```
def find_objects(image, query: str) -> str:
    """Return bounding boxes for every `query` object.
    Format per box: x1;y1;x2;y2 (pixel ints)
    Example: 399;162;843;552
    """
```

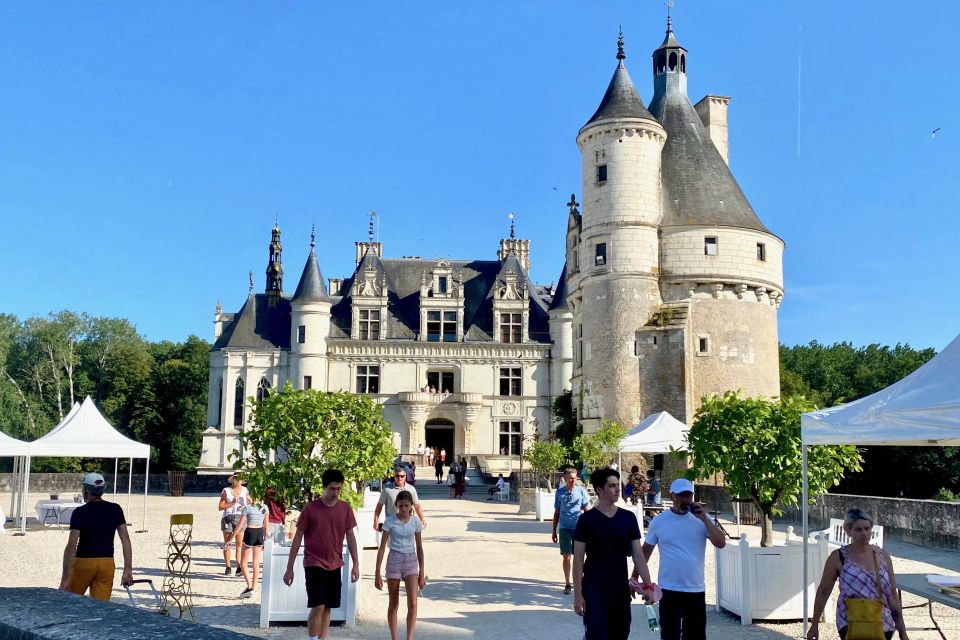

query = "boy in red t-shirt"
283;469;359;640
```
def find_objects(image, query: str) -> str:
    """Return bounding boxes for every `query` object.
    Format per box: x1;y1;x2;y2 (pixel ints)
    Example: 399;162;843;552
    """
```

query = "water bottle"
646;604;660;632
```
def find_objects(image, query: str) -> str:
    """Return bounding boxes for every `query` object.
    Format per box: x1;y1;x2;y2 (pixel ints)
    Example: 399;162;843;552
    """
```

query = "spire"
509;212;516;240
310;223;316;250
582;28;655;129
248;270;254;294
368;210;376;243
266;223;284;307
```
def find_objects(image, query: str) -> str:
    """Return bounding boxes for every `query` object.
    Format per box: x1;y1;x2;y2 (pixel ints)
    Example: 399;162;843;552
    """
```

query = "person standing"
374;466;427;531
284;469;360;640
572;468;658;639
238;497;268;598
264;486;286;541
408;460;417;486
433;454;444;485
808;508;908;640
219;475;249;575
59;473;134;601
374;490;426;640
552;467;591;594
642;479;726;640
645;470;662;506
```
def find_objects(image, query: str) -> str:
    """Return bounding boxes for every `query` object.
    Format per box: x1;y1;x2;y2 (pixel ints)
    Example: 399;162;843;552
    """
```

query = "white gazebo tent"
619;411;689;455
800;334;960;633
0;429;30;533
17;396;152;534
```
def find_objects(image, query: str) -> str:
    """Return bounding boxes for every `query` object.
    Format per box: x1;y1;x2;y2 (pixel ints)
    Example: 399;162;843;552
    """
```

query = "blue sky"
1;2;957;351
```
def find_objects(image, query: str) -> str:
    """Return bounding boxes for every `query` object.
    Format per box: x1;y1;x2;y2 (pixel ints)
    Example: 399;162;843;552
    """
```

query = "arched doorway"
424;418;455;464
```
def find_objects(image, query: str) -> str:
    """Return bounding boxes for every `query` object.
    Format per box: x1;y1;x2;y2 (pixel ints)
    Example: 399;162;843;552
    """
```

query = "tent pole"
802;442;809;637
113;458;118;499
138;457;149;533
11;456;20;519
126;457;132;524
18;457;31;535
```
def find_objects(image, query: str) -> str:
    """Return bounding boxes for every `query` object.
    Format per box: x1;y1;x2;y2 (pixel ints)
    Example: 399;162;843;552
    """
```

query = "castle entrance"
424;418;455;465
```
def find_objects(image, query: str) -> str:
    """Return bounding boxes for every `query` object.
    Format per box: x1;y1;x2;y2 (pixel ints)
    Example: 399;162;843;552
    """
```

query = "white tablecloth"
34;500;80;525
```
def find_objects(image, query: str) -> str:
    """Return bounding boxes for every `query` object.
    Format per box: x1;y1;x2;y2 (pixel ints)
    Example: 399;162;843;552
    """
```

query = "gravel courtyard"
2;492;958;639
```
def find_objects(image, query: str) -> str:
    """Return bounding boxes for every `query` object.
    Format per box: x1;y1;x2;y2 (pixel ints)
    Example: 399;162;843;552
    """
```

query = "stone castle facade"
198;22;784;473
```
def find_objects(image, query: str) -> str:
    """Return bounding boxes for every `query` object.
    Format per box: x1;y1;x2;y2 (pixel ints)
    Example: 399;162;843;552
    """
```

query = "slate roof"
329;255;552;343
213;294;292;350
583;61;656;129
292;248;330;302
648;86;770;233
548;263;569;311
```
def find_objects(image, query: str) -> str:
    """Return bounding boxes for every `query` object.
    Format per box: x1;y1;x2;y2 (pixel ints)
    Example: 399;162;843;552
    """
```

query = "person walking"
808;508;909;640
552;467;591;594
434;454;444;484
374;466;427;531
642;479;726;640
572;467;659;640
374;490;426;640
645;470;662;506
408;461;417;486
238;497;268;598
447;460;459;498
59;473;134;601
219;475;249;575
283;469;360;640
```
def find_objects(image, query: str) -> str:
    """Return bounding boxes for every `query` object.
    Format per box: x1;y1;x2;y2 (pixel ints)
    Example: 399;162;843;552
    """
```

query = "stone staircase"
411;468;489;497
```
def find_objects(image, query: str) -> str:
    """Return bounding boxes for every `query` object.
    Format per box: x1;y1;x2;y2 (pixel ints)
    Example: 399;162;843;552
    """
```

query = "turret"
289;227;331;391
572;31;667;432
266;224;283;308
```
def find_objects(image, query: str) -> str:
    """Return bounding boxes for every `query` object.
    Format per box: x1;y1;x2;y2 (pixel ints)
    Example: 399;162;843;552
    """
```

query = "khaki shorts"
68;557;115;601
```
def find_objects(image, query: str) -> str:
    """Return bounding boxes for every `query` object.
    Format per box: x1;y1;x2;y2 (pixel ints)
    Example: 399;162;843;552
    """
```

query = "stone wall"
0;473;230;495
0;587;248;639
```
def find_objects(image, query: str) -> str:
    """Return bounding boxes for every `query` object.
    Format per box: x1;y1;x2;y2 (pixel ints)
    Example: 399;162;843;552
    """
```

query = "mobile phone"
689;504;703;516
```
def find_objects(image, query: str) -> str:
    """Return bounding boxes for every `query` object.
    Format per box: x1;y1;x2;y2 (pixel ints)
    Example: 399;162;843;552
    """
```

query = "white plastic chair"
812;518;884;547
496;482;510;502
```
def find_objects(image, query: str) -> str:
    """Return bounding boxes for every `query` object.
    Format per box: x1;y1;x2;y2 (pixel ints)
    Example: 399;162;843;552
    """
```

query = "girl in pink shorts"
375;490;426;640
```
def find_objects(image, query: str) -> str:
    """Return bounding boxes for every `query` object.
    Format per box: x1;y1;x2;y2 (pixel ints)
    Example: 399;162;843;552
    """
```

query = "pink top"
837;546;895;633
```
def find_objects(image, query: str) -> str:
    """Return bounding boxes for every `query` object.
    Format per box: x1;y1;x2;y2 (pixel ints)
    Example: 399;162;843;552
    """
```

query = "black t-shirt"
69;500;126;558
572;506;641;591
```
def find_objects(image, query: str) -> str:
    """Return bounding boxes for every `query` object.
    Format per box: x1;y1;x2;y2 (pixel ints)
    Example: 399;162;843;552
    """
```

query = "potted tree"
572;420;627;478
522;439;569;520
681;391;862;623
231;382;396;627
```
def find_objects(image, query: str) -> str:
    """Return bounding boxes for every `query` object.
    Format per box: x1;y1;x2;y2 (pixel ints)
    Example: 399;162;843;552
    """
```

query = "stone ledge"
0;588;248;640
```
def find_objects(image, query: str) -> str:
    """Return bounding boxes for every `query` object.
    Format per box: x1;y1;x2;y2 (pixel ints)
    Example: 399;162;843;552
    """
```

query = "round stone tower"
573;32;667;432
289;230;331;391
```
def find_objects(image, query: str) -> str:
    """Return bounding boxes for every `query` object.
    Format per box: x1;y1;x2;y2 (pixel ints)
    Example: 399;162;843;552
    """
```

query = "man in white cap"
59;472;134;601
642;478;726;640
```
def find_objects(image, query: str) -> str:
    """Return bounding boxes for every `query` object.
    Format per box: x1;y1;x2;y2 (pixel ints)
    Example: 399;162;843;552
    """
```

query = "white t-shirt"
644;509;709;592
383;515;423;554
222;486;249;516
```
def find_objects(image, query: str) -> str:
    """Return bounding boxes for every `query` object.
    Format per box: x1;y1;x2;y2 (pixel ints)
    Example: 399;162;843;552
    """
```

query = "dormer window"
437;276;448;294
427;310;457;342
500;313;522;343
359;309;381;340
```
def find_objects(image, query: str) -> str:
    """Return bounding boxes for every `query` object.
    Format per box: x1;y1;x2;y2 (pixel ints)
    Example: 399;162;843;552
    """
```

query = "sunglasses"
395;474;406;478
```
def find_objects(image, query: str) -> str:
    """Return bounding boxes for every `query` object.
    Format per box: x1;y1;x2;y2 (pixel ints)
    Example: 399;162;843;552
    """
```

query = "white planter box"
534;490;555;521
260;537;361;627
356;488;381;550
715;528;834;624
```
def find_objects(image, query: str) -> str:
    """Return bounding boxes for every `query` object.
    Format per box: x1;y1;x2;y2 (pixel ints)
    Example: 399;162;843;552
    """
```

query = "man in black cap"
59;472;134;600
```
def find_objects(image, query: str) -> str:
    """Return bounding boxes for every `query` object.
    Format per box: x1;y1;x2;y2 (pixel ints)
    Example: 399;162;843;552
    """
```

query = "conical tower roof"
548;263;569;311
292;232;330;303
582;32;655;129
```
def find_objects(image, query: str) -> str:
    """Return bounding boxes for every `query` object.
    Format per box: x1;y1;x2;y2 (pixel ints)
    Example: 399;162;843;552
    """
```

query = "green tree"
684;391;862;546
231;383;396;509
550;389;580;449
572;421;627;472
522;439;569;490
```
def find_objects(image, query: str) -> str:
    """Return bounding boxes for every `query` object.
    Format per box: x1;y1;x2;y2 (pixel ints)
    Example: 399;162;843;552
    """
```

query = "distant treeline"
780;341;958;499
0;311;208;473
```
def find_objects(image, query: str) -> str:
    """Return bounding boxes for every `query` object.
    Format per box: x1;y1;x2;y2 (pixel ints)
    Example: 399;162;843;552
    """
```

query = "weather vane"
248;271;254;293
508;211;516;239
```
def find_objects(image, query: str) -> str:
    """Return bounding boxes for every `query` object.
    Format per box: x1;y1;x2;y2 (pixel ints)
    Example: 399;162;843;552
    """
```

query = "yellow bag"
843;549;885;640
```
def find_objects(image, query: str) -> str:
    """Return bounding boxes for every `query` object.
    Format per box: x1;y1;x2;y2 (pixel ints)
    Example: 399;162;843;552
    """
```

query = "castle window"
437;276;448;294
704;237;718;256
426;370;454;394
680;54;686;73
500;312;522;343
356;365;380;394
216;377;223;428
426;310;457;342
297;325;306;344
669;51;678;71
359;309;381;340
499;421;522;456
756;243;767;262
256;378;271;403
596;164;607;183
595;243;607;266
303;375;312;390
499;367;522;396
575;324;583;367
655;52;666;74
698;336;710;355
233;377;245;427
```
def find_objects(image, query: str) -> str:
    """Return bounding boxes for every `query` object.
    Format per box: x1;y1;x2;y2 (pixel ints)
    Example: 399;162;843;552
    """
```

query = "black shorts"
243;527;265;547
305;566;342;609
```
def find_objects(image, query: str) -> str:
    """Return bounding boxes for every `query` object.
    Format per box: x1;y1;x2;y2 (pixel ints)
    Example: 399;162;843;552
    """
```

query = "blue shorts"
559;528;575;555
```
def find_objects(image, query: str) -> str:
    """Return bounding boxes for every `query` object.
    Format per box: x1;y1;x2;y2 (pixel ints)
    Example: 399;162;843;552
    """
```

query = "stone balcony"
397;391;483;405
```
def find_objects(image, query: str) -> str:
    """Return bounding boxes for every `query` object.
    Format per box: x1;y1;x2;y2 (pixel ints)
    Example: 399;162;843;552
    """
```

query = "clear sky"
1;2;957;351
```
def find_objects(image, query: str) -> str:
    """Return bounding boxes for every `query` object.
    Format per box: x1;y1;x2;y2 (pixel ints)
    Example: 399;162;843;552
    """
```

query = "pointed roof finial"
248;270;254;294
274;213;279;230
666;0;674;31
617;26;625;63
509;211;515;239
369;210;376;243
310;223;316;250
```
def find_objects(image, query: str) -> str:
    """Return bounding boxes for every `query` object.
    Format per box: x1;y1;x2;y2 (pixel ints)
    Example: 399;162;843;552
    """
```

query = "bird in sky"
932;127;941;138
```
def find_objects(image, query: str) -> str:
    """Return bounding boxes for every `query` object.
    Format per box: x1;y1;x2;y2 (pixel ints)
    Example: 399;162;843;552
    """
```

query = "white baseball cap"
82;472;106;487
670;478;695;494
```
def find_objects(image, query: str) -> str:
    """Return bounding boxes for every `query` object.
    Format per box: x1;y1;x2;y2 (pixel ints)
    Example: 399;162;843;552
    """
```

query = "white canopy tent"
617;411;689;480
17;396;152;534
0;430;30;532
800;334;960;633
